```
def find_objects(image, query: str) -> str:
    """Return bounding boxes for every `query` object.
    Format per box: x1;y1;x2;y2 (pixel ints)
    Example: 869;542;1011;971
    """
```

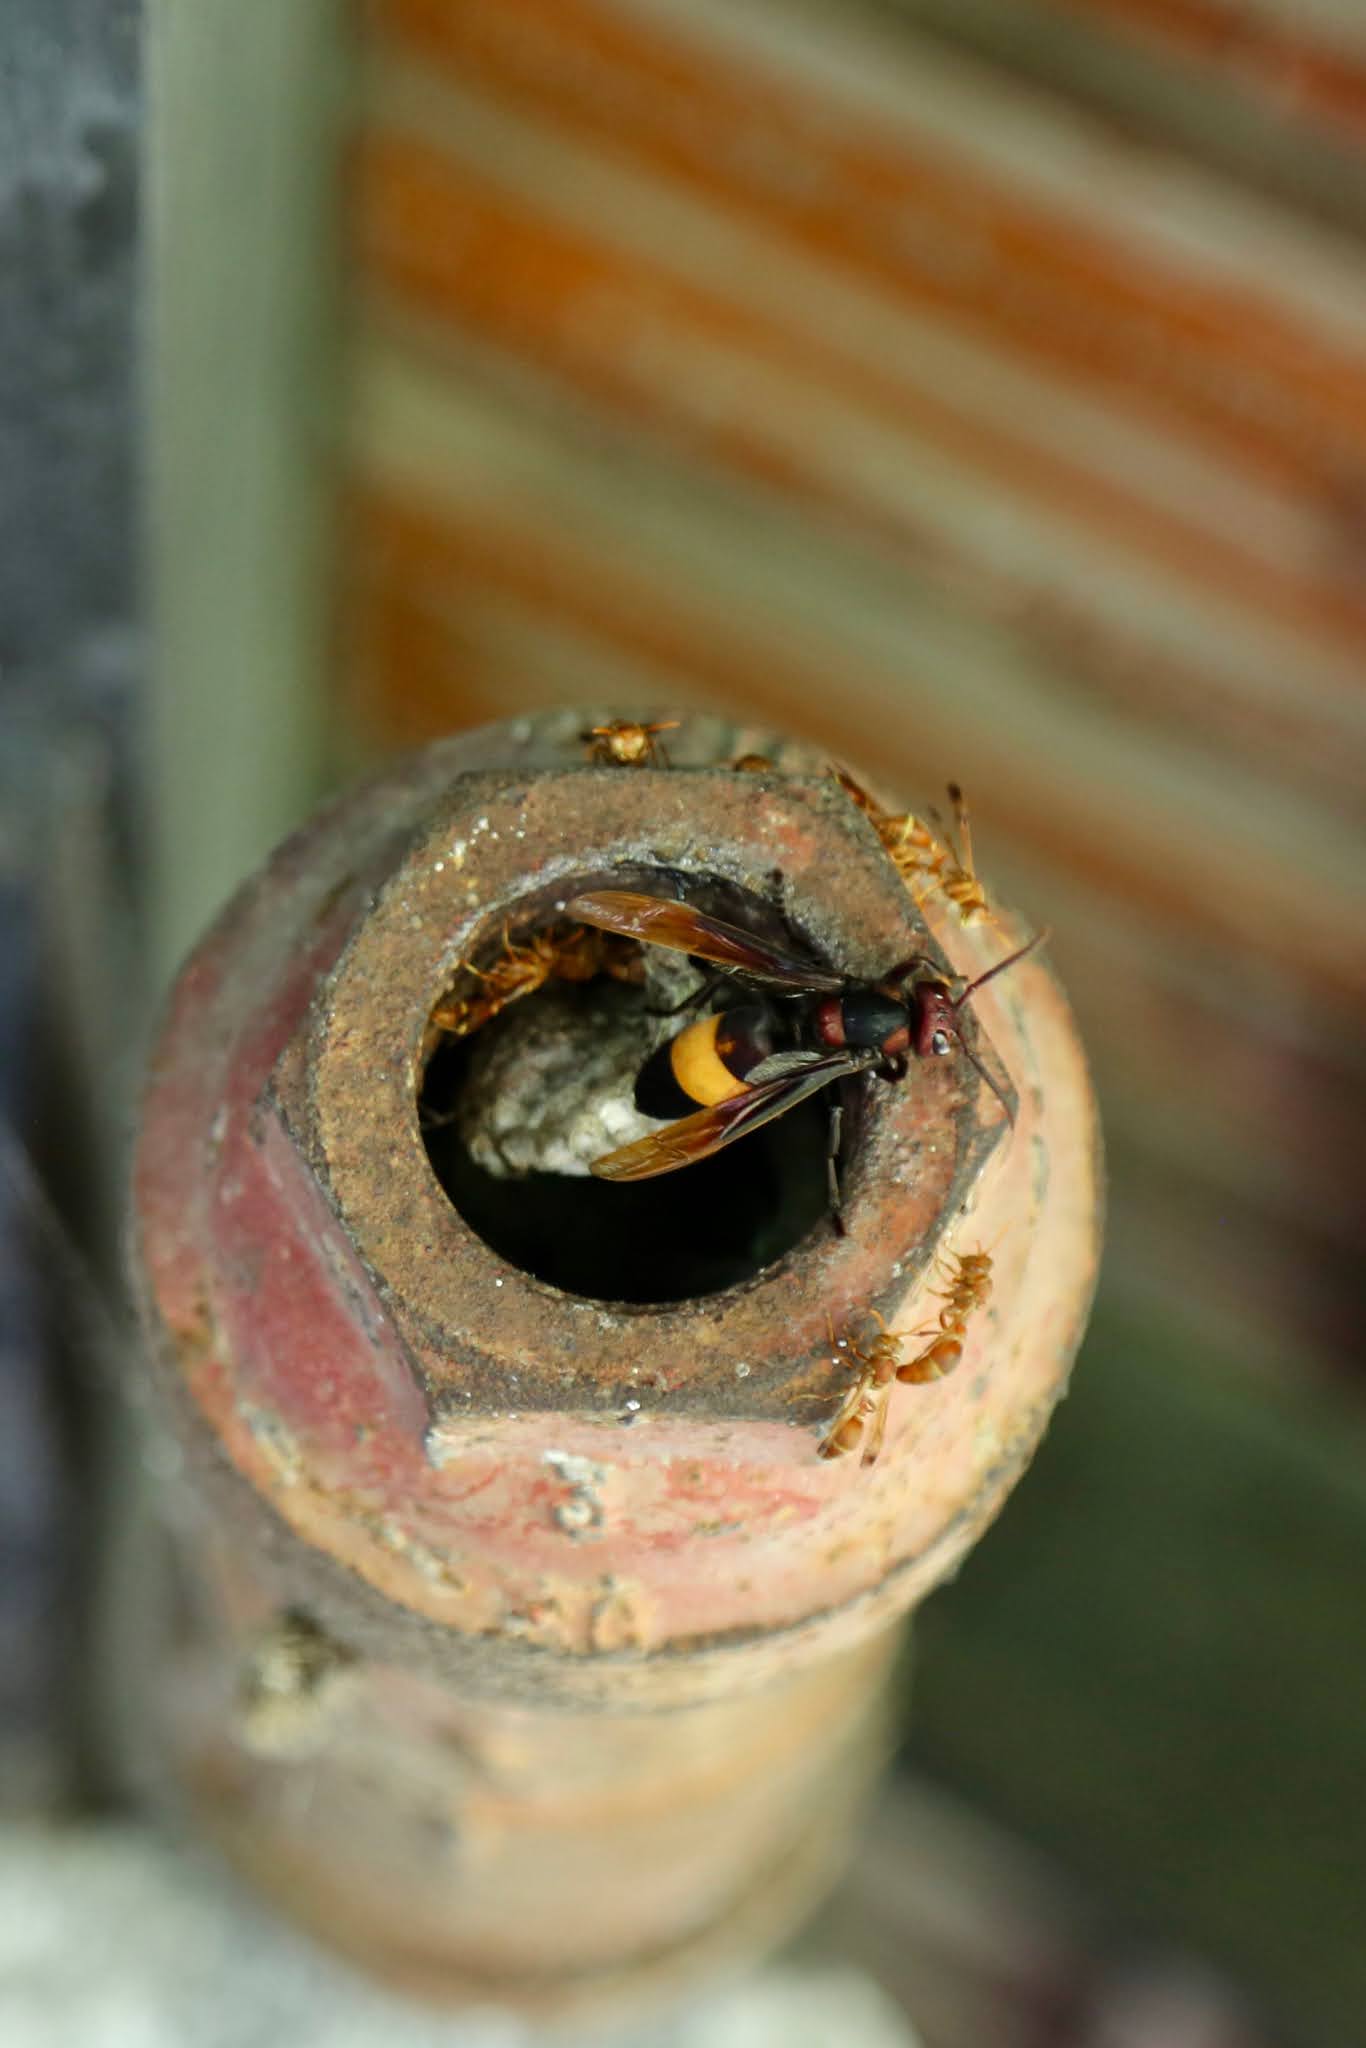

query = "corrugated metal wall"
340;0;1366;1403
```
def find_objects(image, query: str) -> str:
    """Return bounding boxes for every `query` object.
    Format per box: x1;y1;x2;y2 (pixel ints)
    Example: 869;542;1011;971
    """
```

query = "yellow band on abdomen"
671;1015;748;1107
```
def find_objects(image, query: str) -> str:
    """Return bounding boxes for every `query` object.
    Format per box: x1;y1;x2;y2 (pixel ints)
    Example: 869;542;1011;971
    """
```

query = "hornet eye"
931;1029;952;1056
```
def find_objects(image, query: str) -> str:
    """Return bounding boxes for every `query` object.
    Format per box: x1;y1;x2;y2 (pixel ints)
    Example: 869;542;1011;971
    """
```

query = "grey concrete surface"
0;1824;921;2048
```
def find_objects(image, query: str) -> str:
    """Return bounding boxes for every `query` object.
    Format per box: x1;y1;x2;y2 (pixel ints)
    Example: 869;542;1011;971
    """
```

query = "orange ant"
731;753;775;773
924;783;991;927
430;921;642;1039
832;768;995;929
832;766;938;880
817;1245;998;1461
896;1247;995;1385
817;1311;903;1466
583;719;680;767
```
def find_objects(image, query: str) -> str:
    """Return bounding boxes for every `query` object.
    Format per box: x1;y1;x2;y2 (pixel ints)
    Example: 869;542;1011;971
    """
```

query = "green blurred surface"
907;1290;1365;2048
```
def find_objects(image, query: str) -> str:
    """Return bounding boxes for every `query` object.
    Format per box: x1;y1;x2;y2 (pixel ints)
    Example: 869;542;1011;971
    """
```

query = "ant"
430;921;641;1039
896;1248;995;1385
925;784;991;928
833;769;994;929
817;1311;903;1466
583;719;680;767
817;1244;998;1462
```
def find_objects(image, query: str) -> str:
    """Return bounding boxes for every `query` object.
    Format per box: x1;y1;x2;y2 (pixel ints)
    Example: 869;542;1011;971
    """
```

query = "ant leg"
827;1101;846;1236
861;1385;891;1465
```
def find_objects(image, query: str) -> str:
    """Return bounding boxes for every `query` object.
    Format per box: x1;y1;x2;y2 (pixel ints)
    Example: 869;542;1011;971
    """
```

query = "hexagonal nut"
131;711;1101;1706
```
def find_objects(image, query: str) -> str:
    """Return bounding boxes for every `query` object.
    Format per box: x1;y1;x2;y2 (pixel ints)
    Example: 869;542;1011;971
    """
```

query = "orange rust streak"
339;574;574;747
347;464;1366;812
355;132;1366;654
346;491;849;751
369;0;1366;501
1054;0;1366;143
343;488;1366;1012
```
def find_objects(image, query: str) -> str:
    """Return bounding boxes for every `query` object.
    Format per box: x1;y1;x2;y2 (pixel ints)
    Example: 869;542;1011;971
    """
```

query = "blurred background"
2;2;1364;2043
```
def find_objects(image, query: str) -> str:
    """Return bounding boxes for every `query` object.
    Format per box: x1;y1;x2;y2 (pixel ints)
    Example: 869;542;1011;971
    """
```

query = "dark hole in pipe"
420;1017;832;1304
417;873;844;1301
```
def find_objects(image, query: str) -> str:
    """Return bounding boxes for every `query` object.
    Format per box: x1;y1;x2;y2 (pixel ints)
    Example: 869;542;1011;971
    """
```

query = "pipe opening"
417;880;843;1303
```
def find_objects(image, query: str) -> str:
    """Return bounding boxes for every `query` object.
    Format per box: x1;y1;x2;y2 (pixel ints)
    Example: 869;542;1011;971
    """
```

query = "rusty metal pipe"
129;711;1100;2020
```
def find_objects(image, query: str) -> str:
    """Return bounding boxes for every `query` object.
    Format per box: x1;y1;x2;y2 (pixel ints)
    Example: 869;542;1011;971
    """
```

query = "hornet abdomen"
635;1005;778;1121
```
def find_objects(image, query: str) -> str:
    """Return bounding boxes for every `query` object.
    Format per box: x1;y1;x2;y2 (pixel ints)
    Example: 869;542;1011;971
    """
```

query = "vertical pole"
144;0;344;983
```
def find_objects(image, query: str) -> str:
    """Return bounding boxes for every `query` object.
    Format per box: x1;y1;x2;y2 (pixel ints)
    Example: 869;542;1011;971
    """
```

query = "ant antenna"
946;782;975;876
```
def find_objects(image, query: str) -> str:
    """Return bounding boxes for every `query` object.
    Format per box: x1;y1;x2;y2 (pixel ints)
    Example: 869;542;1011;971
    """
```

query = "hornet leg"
827;1100;846;1236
